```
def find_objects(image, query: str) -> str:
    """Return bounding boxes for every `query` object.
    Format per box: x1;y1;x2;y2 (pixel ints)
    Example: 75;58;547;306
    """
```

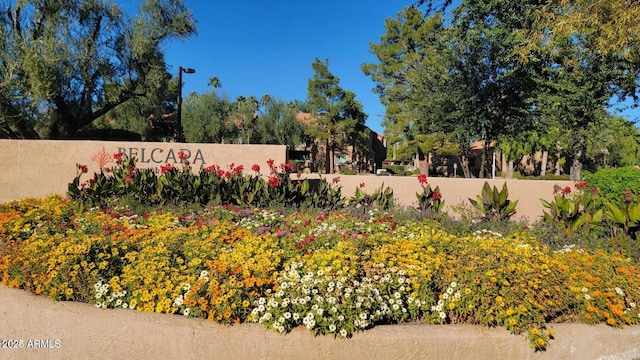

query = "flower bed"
1;196;639;352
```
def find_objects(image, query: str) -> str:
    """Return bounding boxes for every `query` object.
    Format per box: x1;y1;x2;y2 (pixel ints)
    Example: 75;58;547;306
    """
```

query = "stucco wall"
0;140;288;203
298;174;572;222
0;140;573;221
1;286;639;360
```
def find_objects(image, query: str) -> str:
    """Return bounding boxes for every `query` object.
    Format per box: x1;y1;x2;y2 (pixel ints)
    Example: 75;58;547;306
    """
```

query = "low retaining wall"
299;174;572;222
1;286;639;360
0;140;573;221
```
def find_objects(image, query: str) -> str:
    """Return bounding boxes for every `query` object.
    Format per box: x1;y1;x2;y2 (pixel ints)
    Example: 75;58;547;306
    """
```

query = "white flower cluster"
238;209;284;230
173;278;200;317
248;262;428;337
430;282;461;322
117;214;147;229
473;229;503;238
553;244;582;254
93;278;131;309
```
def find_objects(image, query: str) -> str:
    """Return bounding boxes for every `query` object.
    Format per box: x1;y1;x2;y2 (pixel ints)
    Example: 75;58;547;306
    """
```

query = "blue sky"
120;0;639;134
128;0;416;134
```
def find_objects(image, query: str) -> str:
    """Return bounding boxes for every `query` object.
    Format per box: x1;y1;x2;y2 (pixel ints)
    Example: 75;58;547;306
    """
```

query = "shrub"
583;167;640;204
69;153;346;211
468;182;518;221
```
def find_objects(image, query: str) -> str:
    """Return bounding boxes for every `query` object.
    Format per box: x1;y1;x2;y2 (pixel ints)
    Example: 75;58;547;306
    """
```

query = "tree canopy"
305;58;367;174
364;0;640;178
0;0;196;139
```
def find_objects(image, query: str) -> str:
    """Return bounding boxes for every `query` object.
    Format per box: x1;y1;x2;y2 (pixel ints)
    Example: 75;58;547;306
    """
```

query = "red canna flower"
268;176;280;188
359;182;366;188
125;173;135;183
113;152;123;163
282;163;294;173
563;186;572;195
232;164;244;176
418;173;428;184
217;169;225;177
160;163;173;175
204;164;218;173
332;176;340;184
267;158;275;167
77;163;89;173
178;151;188;161
127;165;136;172
104;167;111;173
251;164;260;173
575;180;588;191
433;191;442;200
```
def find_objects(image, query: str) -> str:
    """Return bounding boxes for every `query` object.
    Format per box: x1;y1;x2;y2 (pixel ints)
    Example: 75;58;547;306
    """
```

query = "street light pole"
176;66;195;142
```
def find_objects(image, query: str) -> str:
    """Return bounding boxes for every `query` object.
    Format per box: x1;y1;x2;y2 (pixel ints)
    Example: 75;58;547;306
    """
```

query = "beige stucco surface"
1;140;573;221
1;285;639;360
0;139;288;203
300;174;573;222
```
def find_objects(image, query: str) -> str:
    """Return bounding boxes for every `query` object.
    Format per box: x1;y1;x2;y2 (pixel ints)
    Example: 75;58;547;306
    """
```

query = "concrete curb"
2;286;639;360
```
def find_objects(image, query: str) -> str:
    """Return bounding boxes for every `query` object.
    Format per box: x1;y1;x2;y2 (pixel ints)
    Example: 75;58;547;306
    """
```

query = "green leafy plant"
468;182;518;221
583;167;640;204
347;182;395;210
68;155;346;211
415;174;444;213
541;182;604;236
604;189;640;239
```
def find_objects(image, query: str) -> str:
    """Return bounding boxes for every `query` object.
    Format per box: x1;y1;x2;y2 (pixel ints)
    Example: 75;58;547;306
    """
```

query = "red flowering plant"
68;152;158;208
346;182;395;211
541;181;604;236
415;173;445;214
69;155;346;210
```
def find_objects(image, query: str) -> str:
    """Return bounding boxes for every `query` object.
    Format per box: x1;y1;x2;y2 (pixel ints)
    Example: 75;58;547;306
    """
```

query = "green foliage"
1;0;196;139
603;190;640;239
583;167;640;204
68;154;346;211
540;182;604;236
468;182;518;221
416;184;445;213
305;58;367;174
346;184;395;211
382;165;405;175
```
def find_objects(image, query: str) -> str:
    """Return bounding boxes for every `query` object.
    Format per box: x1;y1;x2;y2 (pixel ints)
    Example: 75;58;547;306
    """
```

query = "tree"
529;30;638;179
305;58;367;174
362;8;454;174
182;90;234;144
364;3;538;178
586;116;640;168
414;0;640;59
526;0;640;60
253;95;305;147
0;0;196;139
